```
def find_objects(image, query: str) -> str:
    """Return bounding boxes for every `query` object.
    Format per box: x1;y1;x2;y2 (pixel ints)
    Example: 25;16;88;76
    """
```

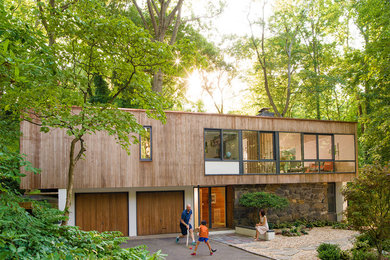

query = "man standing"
176;204;196;245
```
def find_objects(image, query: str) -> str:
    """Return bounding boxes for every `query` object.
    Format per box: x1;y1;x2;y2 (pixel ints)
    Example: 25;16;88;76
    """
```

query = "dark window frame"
139;126;152;161
204;129;356;175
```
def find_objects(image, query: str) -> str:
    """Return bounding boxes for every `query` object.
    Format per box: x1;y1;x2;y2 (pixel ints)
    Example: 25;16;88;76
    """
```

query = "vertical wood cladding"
20;109;357;189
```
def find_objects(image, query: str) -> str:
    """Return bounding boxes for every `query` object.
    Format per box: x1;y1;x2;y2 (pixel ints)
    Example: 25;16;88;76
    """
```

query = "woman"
254;209;269;241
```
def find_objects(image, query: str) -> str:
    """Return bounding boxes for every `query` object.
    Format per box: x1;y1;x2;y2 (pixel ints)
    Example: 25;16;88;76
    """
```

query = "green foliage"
281;225;308;236
0;145;40;194
238;192;289;210
317;243;342;260
342;162;390;258
0;192;166;259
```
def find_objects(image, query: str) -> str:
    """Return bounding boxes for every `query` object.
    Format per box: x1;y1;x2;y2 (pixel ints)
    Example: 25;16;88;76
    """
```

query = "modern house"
20;109;357;236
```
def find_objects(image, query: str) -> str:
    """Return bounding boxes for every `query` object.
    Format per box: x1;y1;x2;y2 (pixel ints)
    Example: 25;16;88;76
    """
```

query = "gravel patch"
233;227;359;260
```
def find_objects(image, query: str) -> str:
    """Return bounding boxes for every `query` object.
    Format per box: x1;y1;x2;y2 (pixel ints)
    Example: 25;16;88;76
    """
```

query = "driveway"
123;237;270;260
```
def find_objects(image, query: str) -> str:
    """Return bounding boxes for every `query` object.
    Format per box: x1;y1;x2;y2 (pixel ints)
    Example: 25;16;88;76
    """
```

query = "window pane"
242;131;258;160
243;162;276;174
280;161;303;173
304;134;317;160
223;131;239;160
260;133;274;159
334;135;355;160
304;161;318;173
279;133;302;160
320;161;334;173
319;135;332;160
205;130;221;159
140;127;151;160
335;162;355;172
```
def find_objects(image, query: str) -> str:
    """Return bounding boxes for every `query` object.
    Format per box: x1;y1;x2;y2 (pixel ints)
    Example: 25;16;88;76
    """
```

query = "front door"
199;187;226;228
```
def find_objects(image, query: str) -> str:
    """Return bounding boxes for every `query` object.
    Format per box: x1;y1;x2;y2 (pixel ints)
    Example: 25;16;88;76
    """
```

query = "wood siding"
136;191;183;235
20;109;358;189
75;193;128;236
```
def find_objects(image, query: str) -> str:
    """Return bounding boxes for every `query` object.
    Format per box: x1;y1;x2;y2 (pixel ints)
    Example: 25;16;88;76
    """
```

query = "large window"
140;126;152;161
302;134;334;173
242;131;275;174
279;133;302;173
334;135;355;172
205;130;221;159
223;131;239;160
204;129;356;175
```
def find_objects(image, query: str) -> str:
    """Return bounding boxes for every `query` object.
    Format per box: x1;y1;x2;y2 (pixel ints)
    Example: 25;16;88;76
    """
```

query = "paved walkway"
123;236;270;260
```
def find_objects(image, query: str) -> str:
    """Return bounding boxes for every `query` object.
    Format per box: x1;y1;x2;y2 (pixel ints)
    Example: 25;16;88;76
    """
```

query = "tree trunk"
152;69;163;93
61;138;78;225
61;137;85;225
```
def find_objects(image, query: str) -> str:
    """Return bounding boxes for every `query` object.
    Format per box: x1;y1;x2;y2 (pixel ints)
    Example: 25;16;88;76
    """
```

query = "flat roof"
117;107;358;125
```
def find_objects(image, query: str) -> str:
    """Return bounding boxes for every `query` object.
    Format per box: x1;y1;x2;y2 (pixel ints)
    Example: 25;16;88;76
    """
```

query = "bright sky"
183;0;272;114
182;0;362;114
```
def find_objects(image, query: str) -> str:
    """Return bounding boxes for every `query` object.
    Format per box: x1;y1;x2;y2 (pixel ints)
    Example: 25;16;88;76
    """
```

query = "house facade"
20;109;357;236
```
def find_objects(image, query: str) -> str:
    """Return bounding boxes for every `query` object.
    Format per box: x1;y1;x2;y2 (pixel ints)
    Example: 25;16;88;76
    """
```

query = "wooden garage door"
76;193;128;236
137;191;184;235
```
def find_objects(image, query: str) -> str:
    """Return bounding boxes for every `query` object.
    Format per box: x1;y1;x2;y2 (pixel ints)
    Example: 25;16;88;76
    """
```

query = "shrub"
342;162;390;259
239;192;289;210
351;249;376;260
317;243;341;260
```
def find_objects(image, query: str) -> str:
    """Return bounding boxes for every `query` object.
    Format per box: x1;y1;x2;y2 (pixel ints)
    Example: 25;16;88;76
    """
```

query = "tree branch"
131;0;150;31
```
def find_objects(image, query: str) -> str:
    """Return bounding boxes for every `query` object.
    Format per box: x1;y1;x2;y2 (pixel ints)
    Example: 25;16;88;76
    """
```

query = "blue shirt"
181;209;192;224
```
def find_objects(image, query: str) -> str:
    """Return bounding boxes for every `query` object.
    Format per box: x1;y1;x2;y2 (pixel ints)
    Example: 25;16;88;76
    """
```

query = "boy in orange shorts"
191;220;217;256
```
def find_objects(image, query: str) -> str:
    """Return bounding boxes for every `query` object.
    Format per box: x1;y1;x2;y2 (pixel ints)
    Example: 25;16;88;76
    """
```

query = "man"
176;204;196;245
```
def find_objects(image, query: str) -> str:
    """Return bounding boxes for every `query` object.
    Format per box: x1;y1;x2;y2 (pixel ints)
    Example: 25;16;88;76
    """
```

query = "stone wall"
233;183;329;226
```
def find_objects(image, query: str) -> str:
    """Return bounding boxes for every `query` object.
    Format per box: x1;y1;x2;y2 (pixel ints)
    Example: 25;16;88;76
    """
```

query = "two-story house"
20;109;357;236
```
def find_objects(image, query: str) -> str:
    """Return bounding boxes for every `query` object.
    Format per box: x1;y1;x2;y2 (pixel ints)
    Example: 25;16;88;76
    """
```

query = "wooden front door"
75;193;128;236
136;191;184;235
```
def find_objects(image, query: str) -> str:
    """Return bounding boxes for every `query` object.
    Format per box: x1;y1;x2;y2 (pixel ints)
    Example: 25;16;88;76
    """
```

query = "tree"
131;0;224;93
342;163;390;259
1;0;173;224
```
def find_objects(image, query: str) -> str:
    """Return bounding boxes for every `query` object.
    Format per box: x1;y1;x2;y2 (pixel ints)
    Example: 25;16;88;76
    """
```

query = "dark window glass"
327;183;336;213
279;133;302;160
304;134;317;160
243;162;276;174
280;161;303;173
260;133;274;159
319;135;332;160
140;127;152;160
223;131;239;160
205;130;221;159
334;135;355;160
242;131;259;160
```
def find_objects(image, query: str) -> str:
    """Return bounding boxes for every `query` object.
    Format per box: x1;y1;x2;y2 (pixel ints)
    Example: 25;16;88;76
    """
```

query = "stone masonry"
233;183;329;226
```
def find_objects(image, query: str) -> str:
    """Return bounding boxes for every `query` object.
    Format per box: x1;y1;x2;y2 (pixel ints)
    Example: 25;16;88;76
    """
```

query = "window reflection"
223;131;239;160
205;130;221;159
279;133;302;160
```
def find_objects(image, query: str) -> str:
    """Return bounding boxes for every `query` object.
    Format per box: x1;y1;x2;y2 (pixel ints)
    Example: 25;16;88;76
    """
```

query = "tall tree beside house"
1;0;173;224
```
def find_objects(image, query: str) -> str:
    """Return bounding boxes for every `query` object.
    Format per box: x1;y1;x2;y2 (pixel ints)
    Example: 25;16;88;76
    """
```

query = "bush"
281;225;308;236
0;193;166;259
239;192;289;210
351;249;376;260
317;243;341;260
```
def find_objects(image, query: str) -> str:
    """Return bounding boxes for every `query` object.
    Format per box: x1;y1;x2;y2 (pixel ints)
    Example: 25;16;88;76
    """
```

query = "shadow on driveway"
122;237;270;260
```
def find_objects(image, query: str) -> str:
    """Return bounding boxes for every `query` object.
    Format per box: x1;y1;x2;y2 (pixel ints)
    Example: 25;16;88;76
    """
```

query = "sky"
182;0;273;114
181;0;363;114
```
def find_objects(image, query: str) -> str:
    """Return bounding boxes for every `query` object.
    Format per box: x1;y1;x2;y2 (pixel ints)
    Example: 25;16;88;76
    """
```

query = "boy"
191;220;217;256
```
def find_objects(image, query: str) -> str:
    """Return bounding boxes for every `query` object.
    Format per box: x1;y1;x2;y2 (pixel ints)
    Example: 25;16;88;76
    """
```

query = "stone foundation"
233;183;329;226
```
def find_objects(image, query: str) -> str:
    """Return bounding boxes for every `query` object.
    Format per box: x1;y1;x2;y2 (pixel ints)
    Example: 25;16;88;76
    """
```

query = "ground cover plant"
0;146;165;259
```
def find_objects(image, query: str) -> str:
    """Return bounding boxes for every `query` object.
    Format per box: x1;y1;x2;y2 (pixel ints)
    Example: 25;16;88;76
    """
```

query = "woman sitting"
254;209;269;241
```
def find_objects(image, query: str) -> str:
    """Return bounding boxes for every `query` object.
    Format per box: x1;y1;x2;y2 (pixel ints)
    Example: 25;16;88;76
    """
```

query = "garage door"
75;193;128;236
137;191;184;235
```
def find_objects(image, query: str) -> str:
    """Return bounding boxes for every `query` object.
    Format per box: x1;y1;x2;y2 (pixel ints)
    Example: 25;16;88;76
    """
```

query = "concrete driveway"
122;237;270;260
